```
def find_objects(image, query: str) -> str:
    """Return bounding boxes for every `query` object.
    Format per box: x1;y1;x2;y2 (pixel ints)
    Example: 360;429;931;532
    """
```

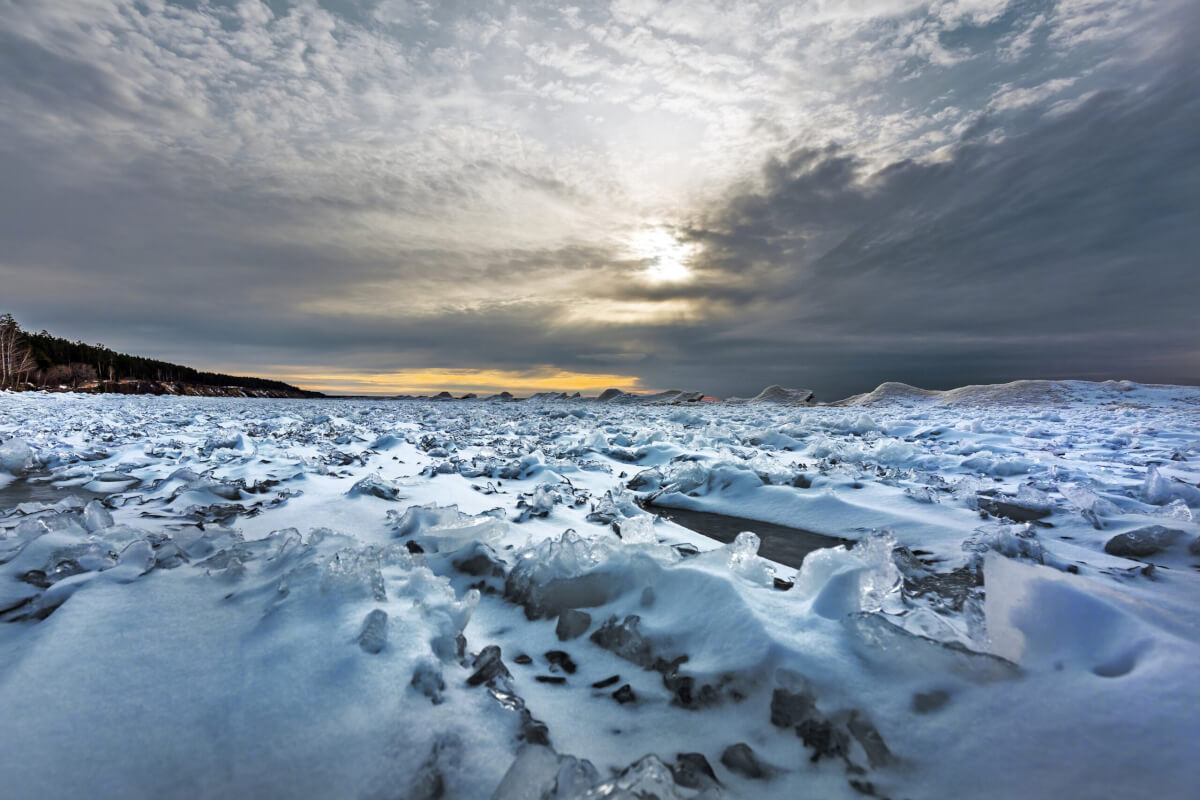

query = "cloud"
988;77;1078;111
0;0;1195;398
667;52;1200;395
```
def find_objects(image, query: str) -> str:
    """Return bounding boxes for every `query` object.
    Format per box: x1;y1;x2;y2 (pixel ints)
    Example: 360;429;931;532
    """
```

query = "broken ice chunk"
515;483;558;521
581;755;683;799
466;645;511;687
112;539;156;580
492;745;599;800
1152;498;1193;522
846;613;1018;682
589;615;655;668
616;514;656;544
346;473;402;501
357;608;388;654
846;711;893;768
963;523;1046;565
977;493;1052;523
904;486;940;504
854;531;903;614
983;552;1150;676
725;531;775;586
390;503;506;552
82;500;113;531
720;743;776;780
555;609;591;641
1103;526;1184;558
0;438;37;475
670;753;720;791
1143;466;1200;507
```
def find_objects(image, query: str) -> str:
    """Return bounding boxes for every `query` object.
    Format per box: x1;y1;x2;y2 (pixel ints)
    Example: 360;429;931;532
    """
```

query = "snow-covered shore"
1;382;1198;799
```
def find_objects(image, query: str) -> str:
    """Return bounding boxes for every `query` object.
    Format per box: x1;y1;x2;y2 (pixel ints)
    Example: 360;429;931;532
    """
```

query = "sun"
629;226;697;283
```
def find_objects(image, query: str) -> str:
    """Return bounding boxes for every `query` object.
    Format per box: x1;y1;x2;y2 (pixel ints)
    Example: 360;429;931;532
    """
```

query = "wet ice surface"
1;383;1199;799
643;502;850;569
0;478;108;510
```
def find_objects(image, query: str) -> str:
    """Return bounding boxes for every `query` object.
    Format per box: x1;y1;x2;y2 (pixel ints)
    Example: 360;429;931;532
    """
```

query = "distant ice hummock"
726;385;815;405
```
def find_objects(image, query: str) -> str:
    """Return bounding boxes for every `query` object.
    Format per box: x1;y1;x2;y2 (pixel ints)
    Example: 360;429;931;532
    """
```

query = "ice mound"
1057;482;1121;528
844;613;1017;683
0;437;38;475
0;509;193;621
612;557;780;677
492;746;718;800
836;378;1200;408
959;455;1033;476
794;532;901;619
1142;465;1200;507
832;381;938;406
505;528;799;715
962;522;1073;573
368;432;404;450
199;431;255;457
504;529;654;619
727;385;815;405
0;517;505;796
390;502;507;552
515;482;560;521
491;745;600;799
640;390;706;405
580;754;699;798
347;472;404;500
585;487;645;526
632;460;765;499
983;554;1156;677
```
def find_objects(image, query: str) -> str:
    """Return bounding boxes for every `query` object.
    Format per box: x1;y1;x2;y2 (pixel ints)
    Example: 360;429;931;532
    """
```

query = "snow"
0;382;1198;799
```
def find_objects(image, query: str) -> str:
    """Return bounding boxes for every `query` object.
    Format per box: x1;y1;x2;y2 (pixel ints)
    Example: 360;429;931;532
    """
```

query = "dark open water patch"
646;503;851;570
0;479;107;513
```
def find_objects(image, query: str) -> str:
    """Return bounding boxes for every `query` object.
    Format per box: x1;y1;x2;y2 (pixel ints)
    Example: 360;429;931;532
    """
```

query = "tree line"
0;313;312;394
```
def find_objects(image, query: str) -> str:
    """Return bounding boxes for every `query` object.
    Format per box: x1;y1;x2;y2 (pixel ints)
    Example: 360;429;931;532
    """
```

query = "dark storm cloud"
649;64;1200;397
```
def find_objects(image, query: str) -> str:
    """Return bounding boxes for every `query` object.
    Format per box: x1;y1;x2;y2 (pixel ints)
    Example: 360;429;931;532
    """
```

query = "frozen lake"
1;383;1199;799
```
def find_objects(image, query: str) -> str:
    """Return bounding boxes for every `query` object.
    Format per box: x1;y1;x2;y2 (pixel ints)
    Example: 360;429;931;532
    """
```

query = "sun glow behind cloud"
630;227;698;283
253;366;648;396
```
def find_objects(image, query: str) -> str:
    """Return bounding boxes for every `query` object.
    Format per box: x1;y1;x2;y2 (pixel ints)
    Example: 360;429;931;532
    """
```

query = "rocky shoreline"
3;379;321;398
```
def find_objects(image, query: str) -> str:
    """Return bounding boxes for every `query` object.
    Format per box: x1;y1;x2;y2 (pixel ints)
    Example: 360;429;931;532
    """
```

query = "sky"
1;0;1197;399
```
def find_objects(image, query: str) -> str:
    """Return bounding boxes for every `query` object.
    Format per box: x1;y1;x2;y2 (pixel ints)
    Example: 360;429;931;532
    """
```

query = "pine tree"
0;313;36;387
